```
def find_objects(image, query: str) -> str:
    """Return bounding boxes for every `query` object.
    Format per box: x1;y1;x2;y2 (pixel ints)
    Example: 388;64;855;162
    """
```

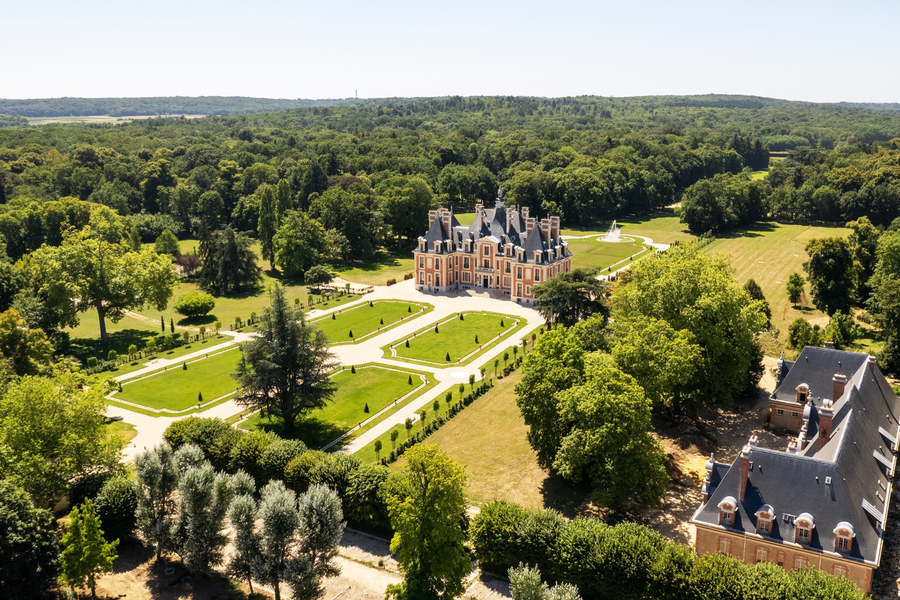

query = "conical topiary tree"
183;362;187;370
405;339;410;348
475;335;479;343
198;392;203;404
351;365;356;373
380;318;384;325
445;352;451;362
408;305;411;312
364;403;369;413
349;329;354;338
435;324;439;333
332;312;335;320
408;375;413;385
501;319;505;327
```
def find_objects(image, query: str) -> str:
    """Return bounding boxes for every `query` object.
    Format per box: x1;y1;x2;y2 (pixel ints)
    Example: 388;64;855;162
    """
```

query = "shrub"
69;471;115;509
229;431;277;487
86;357;98;368
93;476;139;543
174;291;216;318
162;416;242;471
258;438;307;483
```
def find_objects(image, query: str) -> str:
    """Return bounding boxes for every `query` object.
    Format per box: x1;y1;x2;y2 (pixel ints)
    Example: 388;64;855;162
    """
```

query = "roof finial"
497;187;504;204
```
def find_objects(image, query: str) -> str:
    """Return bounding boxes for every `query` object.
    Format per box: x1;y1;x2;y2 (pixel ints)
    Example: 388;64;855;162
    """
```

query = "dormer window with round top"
718;496;737;527
755;504;775;535
833;522;855;553
795;513;815;544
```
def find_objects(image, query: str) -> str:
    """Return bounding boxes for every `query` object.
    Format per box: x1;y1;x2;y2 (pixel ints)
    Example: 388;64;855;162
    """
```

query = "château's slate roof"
419;199;569;265
694;346;900;567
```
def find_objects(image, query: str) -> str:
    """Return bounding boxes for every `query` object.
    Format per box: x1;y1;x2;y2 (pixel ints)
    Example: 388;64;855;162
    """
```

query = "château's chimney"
832;373;847;401
740;436;757;501
868;355;877;373
824;341;834;349
475;203;484;221
525;217;536;236
550;215;560;240
428;209;438;227
521;206;529;220
818;399;834;450
441;209;452;234
540;218;551;240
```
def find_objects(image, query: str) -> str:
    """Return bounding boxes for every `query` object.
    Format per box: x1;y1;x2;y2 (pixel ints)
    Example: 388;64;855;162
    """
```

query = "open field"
29;114;207;125
113;348;242;411
243;364;434;449
566;237;648;271
703;222;851;345
333;249;415;286
358;367;595;515
385;312;522;366
310;300;430;344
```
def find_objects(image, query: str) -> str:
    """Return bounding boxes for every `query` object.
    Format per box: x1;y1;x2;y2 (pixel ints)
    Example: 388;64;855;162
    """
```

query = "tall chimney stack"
868;355;877;373
818;399;834;450
428;209;438;227
739;435;758;501
832;373;847;401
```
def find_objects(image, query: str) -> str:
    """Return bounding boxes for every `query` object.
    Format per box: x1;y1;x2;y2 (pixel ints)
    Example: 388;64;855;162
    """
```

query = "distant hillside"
0;114;28;128
836;102;900;112
0;96;357;118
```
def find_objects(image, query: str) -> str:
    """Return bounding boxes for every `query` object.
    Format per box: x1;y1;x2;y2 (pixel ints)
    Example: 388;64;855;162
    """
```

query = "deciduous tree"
803;237;855;315
385;445;470;600
59;500;118;599
533;268;609;327
0;480;60;599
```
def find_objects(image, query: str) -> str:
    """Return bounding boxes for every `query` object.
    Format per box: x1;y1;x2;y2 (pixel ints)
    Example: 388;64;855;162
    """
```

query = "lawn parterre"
383;312;523;366
110;347;243;413
310;300;431;344
241;363;436;449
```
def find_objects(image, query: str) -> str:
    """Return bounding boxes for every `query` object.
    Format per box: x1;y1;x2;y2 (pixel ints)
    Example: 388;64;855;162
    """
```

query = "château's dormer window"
795;513;815;544
718;496;737;527
833;522;855;553
755;504;775;536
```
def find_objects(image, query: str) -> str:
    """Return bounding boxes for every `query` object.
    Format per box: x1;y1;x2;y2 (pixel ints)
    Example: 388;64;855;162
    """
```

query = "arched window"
795;513;815;544
833;522;855;553
718;496;737;527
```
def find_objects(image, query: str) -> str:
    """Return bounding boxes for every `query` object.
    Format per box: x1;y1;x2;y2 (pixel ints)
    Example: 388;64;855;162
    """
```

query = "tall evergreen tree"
233;284;337;432
197;227;263;294
258;185;278;269
134;444;179;560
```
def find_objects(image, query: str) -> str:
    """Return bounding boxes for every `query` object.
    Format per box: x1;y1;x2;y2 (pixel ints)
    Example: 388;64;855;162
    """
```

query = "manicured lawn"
310;300;431;344
560;209;697;246
566;237;648;272
113;348;243;412
334;249;415;286
356;368;593;513
702;222;851;346
110;335;234;376
243;364;434;449
106;420;137;443
384;312;522;366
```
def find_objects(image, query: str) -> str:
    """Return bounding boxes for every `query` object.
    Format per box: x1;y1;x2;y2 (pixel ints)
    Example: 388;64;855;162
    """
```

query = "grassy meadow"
566;237;649;272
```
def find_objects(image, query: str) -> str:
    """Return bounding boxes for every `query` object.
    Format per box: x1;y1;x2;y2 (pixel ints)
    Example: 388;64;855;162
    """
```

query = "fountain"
602;220;621;242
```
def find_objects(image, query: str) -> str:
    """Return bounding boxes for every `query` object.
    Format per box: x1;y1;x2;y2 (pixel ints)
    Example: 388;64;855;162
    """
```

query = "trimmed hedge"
471;501;867;600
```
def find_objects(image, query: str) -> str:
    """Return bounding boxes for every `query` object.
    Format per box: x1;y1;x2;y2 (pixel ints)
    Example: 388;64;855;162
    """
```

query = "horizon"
4;0;899;103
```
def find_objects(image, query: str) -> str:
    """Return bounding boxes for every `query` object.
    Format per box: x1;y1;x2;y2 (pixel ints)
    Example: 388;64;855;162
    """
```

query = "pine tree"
60;500;118;599
258;185;278;269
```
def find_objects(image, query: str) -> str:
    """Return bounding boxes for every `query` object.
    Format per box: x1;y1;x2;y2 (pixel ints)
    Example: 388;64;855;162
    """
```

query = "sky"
2;0;899;102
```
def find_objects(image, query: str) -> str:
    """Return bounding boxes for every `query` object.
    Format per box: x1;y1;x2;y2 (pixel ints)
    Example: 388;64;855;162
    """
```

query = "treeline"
0;96;356;118
0;114;28;128
681;139;900;233
1;96;900;248
471;500;866;600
